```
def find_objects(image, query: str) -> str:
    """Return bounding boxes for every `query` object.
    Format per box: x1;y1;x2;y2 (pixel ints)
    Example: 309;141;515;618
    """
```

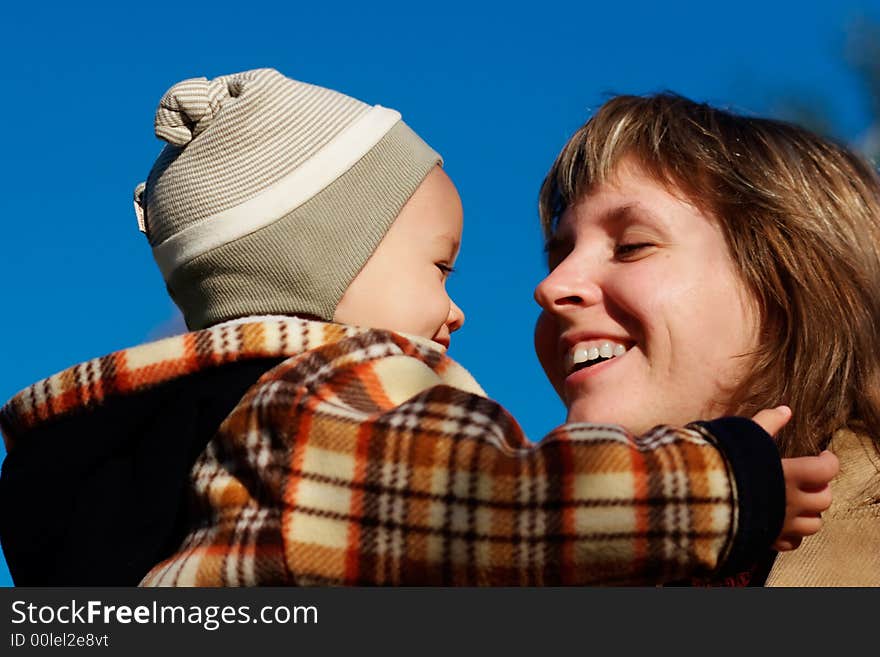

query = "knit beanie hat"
134;68;442;330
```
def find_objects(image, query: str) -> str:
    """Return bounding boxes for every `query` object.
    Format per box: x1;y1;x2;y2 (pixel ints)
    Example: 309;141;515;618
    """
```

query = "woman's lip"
563;348;627;387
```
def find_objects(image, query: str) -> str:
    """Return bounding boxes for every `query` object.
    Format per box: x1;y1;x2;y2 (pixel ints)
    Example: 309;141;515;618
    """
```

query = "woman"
535;93;880;585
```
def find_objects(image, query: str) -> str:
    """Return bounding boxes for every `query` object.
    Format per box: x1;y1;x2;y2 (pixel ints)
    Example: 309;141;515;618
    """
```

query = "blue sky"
1;0;877;586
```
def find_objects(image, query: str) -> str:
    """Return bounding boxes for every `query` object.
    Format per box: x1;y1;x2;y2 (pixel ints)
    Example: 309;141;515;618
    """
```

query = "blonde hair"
539;93;880;456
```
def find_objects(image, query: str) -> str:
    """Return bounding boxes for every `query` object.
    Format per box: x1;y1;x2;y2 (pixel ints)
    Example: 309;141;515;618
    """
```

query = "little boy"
0;69;834;586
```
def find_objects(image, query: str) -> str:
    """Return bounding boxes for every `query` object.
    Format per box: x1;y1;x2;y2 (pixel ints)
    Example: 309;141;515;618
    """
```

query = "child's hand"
750;405;793;437
773;450;839;551
750;405;839;551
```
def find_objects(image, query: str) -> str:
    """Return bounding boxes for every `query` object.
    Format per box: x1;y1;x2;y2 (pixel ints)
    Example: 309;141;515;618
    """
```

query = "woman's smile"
564;342;632;390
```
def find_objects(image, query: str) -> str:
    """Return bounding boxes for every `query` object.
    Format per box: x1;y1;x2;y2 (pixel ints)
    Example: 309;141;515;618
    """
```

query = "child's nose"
448;300;465;333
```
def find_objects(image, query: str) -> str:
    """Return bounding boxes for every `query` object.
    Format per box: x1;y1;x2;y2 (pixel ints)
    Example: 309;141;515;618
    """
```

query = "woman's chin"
565;398;674;435
567;404;639;430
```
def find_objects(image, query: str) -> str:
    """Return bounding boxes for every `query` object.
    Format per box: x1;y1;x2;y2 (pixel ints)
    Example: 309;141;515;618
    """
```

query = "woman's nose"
534;260;602;313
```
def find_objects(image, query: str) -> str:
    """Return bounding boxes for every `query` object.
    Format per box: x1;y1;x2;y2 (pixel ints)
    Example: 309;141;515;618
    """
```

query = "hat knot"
154;76;234;147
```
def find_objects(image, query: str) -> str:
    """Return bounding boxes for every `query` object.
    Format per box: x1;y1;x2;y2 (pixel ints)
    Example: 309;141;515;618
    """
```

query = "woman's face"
534;160;759;433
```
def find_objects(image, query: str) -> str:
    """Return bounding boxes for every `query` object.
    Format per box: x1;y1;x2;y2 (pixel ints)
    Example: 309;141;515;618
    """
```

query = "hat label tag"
134;182;148;234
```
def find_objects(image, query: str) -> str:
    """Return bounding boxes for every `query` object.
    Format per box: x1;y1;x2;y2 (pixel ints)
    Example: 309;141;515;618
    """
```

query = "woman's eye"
614;242;654;259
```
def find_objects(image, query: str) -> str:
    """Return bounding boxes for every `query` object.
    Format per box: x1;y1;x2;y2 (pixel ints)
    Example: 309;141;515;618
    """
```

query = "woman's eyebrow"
601;204;668;232
543;203;667;253
602;203;647;225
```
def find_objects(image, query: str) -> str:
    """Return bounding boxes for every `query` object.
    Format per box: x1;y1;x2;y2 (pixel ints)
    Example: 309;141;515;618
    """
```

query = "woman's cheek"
534;312;563;392
618;262;690;320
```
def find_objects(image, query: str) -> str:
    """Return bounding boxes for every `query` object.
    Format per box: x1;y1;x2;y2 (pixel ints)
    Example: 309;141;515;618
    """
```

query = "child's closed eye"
436;263;456;277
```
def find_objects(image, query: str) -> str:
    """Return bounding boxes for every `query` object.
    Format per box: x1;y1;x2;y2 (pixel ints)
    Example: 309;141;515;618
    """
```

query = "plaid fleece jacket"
0;317;782;586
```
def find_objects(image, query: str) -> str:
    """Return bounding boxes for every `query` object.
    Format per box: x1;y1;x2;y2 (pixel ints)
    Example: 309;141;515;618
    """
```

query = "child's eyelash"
437;263;456;275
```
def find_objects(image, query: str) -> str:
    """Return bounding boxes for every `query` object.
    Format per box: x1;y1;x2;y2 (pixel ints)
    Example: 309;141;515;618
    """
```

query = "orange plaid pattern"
1;319;359;447
127;319;741;586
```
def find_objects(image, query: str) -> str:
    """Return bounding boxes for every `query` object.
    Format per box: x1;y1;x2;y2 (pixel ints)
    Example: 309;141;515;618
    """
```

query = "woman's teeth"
567;341;628;373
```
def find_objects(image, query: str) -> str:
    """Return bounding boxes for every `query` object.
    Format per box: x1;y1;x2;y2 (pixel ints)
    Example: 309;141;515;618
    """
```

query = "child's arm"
142;331;798;586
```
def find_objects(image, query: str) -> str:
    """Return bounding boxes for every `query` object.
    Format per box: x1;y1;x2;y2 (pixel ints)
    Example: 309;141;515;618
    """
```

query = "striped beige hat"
134;68;441;330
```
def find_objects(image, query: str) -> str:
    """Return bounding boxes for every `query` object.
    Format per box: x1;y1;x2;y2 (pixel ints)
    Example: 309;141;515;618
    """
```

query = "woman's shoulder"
765;427;880;587
826;427;880;515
